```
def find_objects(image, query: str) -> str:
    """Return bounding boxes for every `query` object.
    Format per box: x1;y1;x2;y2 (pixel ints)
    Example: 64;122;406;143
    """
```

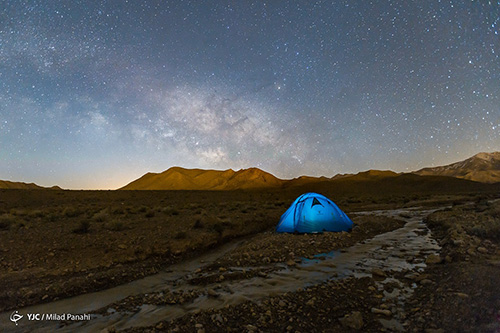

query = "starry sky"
1;1;499;189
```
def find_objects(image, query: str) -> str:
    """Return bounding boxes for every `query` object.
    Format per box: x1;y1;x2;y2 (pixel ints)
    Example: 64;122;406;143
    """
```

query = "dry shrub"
64;207;83;218
106;219;125;231
29;210;44;218
0;214;15;230
73;220;90;234
93;209;109;222
174;231;187;239
193;218;204;229
163;207;180;216
487;203;500;219
111;207;125;215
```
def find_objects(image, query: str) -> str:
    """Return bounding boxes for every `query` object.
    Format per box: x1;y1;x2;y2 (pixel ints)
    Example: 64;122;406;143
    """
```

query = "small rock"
339;311;364;330
246;324;257;332
118;244;127;250
258;271;267;278
279;300;287;307
286;260;296;267
371;308;392;316
425;254;442;265
207;289;219;297
420;279;433;285
477;247;488;254
455;292;469;298
195;323;203;328
372;268;386;277
425;329;444;333
156;322;164;329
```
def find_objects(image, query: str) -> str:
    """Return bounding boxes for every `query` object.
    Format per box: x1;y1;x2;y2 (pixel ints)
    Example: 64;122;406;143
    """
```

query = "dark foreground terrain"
0;189;499;332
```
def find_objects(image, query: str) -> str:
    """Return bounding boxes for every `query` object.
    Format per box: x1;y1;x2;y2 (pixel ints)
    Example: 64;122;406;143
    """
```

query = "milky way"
1;1;499;189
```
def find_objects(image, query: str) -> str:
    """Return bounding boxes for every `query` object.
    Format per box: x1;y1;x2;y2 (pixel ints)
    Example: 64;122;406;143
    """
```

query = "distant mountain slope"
291;173;498;196
120;167;284;190
413;152;500;183
121;152;500;190
337;170;399;181
0;180;61;190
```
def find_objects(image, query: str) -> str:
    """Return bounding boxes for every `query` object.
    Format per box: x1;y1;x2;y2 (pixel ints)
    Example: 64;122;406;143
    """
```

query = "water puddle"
0;208;441;332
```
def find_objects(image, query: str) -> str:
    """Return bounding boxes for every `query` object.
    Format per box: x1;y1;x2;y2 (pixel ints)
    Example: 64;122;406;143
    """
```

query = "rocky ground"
116;200;499;333
405;199;500;332
1;190;499;332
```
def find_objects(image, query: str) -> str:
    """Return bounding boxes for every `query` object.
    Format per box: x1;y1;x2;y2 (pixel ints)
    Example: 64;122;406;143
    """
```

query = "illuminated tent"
276;193;353;233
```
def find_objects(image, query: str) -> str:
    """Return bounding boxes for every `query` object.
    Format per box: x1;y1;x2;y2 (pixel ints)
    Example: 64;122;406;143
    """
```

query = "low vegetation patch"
106;219;125;231
73;220;90;234
0;214;15;230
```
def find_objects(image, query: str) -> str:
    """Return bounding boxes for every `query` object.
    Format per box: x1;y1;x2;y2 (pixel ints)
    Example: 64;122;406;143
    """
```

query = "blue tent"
276;193;353;233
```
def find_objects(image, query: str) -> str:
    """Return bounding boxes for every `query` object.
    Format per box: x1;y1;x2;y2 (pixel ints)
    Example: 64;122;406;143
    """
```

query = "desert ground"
0;188;499;332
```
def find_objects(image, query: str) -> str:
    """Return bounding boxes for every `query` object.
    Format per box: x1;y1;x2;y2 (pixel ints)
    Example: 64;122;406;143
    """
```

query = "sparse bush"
46;213;59;222
10;209;27;216
111;207;125;215
64;207;83;218
487;204;500;219
93;210;109;222
138;206;148;213
0;214;15;230
29;210;44;218
475;200;490;212
106;219;125;231
174;231;187;239
145;210;155;218
469;226;487;239
467;219;500;241
212;223;224;235
163;207;180;216
186;203;201;209
193;218;203;229
73;220;90;234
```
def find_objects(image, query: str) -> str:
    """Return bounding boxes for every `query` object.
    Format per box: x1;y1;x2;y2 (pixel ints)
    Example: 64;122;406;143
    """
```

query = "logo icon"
10;311;23;325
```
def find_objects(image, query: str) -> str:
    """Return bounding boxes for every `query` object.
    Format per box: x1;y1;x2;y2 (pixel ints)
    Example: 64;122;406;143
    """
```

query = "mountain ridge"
120;151;499;190
413;152;500;183
3;151;499;190
0;180;62;190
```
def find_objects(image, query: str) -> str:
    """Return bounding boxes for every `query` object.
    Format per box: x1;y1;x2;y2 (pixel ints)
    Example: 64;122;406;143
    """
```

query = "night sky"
1;1;499;189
